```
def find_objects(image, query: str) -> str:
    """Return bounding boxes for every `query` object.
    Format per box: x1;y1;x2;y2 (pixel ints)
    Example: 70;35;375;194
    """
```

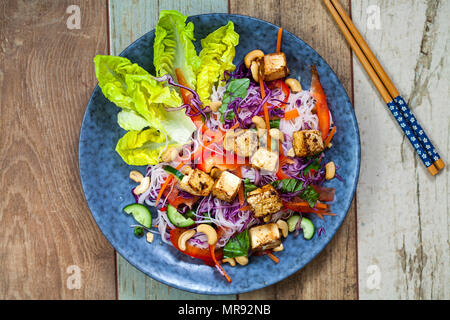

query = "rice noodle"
279;90;318;138
138;164;169;205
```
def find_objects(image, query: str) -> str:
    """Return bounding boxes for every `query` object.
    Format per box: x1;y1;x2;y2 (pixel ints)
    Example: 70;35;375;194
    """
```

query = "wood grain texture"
230;0;358;300
352;0;449;299
109;0;234;300
0;0;116;299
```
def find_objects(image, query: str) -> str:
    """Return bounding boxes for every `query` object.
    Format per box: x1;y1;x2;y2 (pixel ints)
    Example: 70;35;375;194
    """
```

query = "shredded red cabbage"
318;227;325;237
153;74;209;118
132;188;139;203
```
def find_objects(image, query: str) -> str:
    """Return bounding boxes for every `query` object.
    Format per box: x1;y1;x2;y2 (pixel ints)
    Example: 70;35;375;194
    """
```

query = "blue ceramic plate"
79;14;360;295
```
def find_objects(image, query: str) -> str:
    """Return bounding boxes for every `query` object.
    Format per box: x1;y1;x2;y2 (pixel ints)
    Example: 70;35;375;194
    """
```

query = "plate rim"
78;12;361;295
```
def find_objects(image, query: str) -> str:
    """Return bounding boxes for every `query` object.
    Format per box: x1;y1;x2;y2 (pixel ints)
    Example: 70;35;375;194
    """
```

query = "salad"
94;10;339;283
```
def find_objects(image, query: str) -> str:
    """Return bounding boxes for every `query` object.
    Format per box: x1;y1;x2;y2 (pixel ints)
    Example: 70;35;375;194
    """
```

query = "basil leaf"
219;78;250;123
243;178;258;196
272;179;319;208
223;229;250;258
301;186;320;208
269;119;280;128
303;158;321;174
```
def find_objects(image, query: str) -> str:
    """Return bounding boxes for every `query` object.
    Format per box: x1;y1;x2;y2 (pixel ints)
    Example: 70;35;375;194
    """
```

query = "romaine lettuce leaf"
153;10;201;90
94;55;196;146
196;21;239;105
115;128;177;166
117;110;151;131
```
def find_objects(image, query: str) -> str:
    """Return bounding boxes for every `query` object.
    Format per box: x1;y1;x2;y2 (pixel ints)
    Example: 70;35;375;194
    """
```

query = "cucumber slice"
163;165;184;180
287;215;301;232
167;204;195;228
301;217;315;240
123;204;152;228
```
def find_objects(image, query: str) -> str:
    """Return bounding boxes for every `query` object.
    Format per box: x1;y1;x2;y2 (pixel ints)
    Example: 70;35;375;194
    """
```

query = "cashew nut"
209;101;222;113
286;148;295;157
272;243;284;252
178;229;196;251
134;176;150;195
210;167;222;179
197;224;218;245
285;78;302;93
222;258;236;267
244;49;264;68
252;116;266;130
161;147;179;162
129;170;144;183
250;61;260;82
235;256;249;266
146;232;154;244
277;220;289;238
325;161;336;180
269;128;285;142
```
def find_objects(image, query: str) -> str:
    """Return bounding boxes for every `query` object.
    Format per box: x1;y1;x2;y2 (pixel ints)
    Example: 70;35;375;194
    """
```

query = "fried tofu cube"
212;171;242;202
247;184;283;218
250;147;278;172
234;129;258;158
293;130;325;157
249;223;282;251
259;52;290;81
179;168;214;196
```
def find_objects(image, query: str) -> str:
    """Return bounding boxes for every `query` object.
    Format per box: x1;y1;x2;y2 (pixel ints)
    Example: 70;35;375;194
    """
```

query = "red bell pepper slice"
170;228;223;266
311;185;336;202
310;66;331;141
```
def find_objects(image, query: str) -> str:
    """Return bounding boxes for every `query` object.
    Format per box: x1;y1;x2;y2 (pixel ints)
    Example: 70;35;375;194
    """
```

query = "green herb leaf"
301;186;320;208
303;158;321;175
134;226;145;237
223;229;250;259
272;179;319;208
219;78;250;123
243;178;258;196
269;119;280;129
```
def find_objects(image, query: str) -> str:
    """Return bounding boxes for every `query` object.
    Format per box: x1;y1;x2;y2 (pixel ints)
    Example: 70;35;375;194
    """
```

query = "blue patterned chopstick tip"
387;100;433;168
394;96;441;163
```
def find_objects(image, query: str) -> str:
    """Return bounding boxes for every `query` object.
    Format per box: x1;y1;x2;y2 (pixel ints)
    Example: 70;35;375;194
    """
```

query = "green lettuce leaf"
153;10;201;89
94;55;196;145
117;110;151;131
115;128;177;166
196;21;239;105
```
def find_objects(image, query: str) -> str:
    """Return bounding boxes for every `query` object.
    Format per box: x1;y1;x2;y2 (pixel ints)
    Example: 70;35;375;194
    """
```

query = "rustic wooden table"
0;0;448;300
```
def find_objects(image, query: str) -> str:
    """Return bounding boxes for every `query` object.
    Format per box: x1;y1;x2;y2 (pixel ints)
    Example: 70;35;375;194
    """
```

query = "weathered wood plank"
109;0;234;300
353;0;449;299
0;0;116;299
230;0;358;300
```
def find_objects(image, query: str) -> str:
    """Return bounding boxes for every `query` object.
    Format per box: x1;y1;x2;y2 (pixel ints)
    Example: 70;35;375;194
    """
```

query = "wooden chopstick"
329;0;399;98
323;0;439;176
328;0;445;172
322;0;391;103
